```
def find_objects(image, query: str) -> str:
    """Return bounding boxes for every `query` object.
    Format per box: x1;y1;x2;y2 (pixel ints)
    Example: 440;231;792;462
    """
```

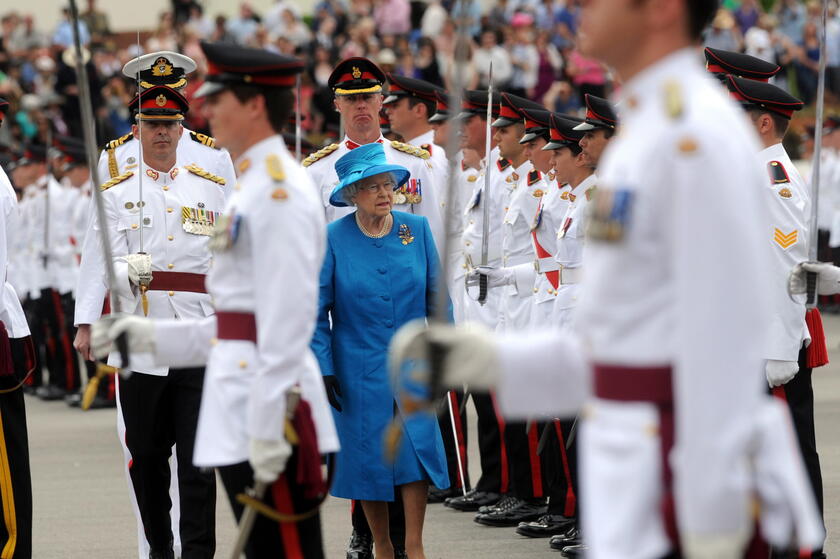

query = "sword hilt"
806;270;818;307
478;273;488;305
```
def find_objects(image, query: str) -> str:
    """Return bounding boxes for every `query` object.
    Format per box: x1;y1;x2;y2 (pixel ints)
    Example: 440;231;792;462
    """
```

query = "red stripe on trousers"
491;392;509;494
527;422;544;498
50;290;76;391
449;392;468;489
272;473;304;558
552;419;576;516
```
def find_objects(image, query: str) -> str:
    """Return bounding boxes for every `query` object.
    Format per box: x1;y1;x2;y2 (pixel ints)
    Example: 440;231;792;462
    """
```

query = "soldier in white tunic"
392;1;825;557
93;41;339;559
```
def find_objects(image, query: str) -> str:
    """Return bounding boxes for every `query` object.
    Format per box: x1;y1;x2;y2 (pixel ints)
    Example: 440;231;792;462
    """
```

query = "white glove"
765;359;798;388
249;438;293;484
125;253;152;287
465;266;514;289
682;531;749;559
789;260;840;297
90;314;156;360
388;319;500;391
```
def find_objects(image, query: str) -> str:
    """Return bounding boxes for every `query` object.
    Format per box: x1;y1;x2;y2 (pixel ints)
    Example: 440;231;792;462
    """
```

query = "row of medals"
394;191;420;205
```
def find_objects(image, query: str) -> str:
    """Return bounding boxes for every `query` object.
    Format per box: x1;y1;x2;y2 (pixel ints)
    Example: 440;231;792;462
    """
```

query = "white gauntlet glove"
388;320;500;391
125;253;152;287
249;438;293;484
788;261;840;297
765;359;798;388
465;266;515;289
91;314;156;360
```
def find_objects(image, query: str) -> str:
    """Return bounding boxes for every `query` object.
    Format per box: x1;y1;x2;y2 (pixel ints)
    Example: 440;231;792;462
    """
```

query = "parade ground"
24;314;840;558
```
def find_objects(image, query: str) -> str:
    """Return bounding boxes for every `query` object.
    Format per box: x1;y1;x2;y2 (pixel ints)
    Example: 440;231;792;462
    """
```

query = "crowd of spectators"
0;0;837;152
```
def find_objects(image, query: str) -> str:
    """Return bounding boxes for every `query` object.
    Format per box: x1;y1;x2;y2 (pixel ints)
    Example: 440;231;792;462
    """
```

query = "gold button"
239;360;247;369
131;224;138;230
465;241;471;246
167;263;174;269
210;337;218;346
167;207;173;213
167;235;174;241
533;287;538;293
168;290;174;296
163;186;169;191
469;220;475;225
462;264;467;270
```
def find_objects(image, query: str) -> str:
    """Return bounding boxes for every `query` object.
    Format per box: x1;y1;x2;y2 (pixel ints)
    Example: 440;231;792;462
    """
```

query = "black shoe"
346;529;373;559
474;499;547;527
549;526;580;550
516;514;575;538
477;494;516;515
561;543;586;557
87;395;116;409
428;485;460;503
446;490;501;512
65;392;82;407
37;385;67;401
22;385;35;395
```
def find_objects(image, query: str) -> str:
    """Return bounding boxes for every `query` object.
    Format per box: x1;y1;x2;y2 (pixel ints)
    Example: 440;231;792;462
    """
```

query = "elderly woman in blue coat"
311;143;449;559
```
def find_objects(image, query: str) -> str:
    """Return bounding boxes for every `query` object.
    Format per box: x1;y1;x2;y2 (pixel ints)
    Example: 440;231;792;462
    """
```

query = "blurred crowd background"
0;0;838;154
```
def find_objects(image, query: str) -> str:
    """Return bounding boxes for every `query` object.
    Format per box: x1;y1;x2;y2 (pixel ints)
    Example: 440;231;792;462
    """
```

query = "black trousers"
472;392;507;494
32;289;78;391
504;420;544;501
542;418;577;517
219;459;325;559
769;350;824;559
0;338;33;558
119;367;216;558
437;390;469;491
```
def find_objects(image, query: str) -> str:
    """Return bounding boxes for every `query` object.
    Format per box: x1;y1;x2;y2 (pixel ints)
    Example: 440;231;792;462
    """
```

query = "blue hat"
330;143;410;207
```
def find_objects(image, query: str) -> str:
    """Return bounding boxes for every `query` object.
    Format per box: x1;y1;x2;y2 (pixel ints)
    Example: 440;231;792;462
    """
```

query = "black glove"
323;375;343;412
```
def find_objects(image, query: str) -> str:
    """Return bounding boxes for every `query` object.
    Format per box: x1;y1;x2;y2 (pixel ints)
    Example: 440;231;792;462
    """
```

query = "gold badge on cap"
352;67;362;79
152;57;174;77
155;94;167;107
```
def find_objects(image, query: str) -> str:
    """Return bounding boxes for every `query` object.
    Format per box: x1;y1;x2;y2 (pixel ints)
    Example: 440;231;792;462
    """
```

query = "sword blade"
230;481;268;559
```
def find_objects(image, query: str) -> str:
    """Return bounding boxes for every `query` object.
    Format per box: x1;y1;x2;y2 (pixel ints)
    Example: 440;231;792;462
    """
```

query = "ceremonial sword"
67;0;130;369
805;0;829;306
42;125;52;270
295;74;302;162
477;62;494;305
134;31;151;316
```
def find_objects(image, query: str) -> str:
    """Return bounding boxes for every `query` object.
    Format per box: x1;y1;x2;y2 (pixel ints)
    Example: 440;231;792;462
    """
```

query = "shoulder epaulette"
102;133;132;151
100;171;134;191
527;169;542;186
420;143;433;156
391;140;430;160
497;158;511;171
265;154;286;182
189;131;219;149
301;143;340;167
186;164;226;186
663;80;683;120
768;160;789;184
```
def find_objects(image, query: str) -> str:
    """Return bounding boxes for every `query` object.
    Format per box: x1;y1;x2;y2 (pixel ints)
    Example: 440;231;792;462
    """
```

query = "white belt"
559;267;583;285
502;254;532;267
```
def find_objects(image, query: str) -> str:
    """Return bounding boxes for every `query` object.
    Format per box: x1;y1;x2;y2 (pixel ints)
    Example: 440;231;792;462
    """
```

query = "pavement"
23;313;840;557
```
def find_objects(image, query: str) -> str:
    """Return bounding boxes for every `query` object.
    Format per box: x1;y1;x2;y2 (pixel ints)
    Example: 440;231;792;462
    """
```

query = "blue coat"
312;211;449;501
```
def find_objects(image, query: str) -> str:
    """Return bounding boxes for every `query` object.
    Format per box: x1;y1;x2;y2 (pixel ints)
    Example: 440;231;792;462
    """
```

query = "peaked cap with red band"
726;75;803;119
458;90;501;120
129;85;189;121
704;47;780;83
491;92;545;128
195;41;304;98
543;113;585;151
429;90;450;123
519;108;552;144
574;94;617;131
380;110;392;133
329;57;387;96
383;74;444;105
0;97;8;125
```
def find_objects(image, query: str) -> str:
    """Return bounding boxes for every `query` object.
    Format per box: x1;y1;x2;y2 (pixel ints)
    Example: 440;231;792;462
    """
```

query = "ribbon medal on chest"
182;203;219;236
587;189;634;242
209;211;242;252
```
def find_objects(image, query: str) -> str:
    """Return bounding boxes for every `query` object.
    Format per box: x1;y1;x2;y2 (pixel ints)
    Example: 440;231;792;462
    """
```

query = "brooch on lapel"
398;224;414;245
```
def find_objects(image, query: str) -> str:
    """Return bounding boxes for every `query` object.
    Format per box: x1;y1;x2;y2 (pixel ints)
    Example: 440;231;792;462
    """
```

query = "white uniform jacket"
153;136;340;465
497;162;542;331
0;167;29;338
407;130;449;203
528;177;570;327
491;49;813;555
304;136;445;249
97;166;225;375
761;144;810;361
76;130;235;326
461;147;514;327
